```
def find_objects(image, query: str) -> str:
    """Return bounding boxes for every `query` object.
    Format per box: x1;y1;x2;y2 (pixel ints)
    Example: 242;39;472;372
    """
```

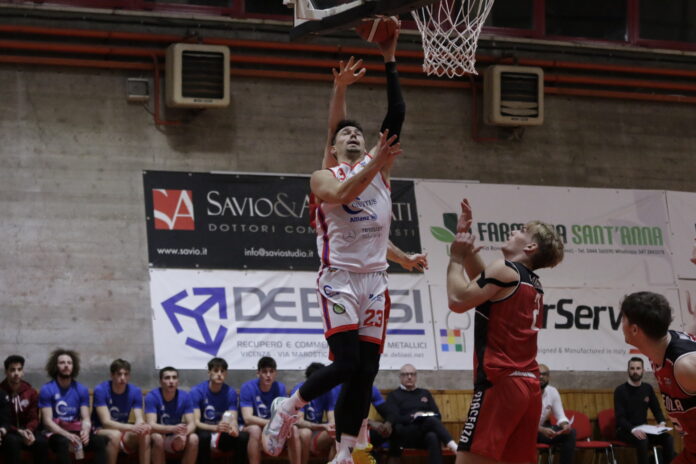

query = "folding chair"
597;408;660;464
537;443;553;464
564;409;613;464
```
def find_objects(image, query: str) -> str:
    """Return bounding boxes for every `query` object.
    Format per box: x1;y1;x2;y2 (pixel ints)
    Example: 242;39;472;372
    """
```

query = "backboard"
285;0;437;41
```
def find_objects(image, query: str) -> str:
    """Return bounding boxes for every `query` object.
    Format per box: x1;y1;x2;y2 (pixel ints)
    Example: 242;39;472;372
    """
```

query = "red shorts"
674;450;696;464
458;375;541;463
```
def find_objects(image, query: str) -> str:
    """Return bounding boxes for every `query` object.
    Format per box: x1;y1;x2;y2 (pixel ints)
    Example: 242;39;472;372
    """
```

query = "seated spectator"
537;364;576;464
240;357;300;464
293;363;336;464
145;366;198;464
92;359;151;464
191;357;248;464
0;355;48;464
385;364;457;464
39;348;109;464
615;357;674;464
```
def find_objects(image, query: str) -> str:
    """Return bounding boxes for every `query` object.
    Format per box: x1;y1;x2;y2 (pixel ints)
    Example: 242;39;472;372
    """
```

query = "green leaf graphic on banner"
443;213;458;234
431;226;455;243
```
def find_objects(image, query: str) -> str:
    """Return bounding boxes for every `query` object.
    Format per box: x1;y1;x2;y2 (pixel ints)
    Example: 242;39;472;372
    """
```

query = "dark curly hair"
45;348;80;379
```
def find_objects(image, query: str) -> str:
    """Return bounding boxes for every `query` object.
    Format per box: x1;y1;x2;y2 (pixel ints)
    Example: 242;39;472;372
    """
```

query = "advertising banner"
145;172;690;372
666;191;696;279
149;269;436;370
678;279;696;335
416;181;674;289
143;171;422;272
430;285;682;371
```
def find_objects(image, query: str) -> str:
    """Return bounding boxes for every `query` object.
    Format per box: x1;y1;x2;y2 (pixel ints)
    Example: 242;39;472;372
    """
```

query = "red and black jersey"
654;330;696;453
473;261;543;389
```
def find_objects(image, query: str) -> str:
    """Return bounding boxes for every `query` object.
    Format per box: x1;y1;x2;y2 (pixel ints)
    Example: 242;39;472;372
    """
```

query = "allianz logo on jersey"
152;189;195;231
343;196;378;222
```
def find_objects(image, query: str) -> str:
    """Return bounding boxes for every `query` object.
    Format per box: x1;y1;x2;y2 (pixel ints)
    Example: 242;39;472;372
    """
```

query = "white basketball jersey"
315;156;392;273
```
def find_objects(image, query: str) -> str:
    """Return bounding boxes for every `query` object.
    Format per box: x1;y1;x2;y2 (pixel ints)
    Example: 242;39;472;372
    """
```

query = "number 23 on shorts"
364;309;384;327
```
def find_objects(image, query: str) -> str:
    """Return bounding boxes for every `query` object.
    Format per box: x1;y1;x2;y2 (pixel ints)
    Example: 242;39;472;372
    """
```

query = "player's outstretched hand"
450;230;483;261
377;18;401;61
332;56;366;88
374;129;401;166
401;253;428;272
457;199;473;233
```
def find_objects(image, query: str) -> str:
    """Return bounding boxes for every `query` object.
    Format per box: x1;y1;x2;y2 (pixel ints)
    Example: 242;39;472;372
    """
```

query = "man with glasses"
537;364;576;464
385;364;458;464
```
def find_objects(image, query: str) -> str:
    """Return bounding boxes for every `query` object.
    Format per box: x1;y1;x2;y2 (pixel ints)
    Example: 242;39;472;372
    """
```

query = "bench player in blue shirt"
39;348;109;464
145;367;197;464
190;357;249;464
92;359;151;464
240;357;300;464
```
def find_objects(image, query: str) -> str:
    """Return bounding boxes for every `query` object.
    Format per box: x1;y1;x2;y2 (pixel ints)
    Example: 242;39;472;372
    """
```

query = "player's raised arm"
368;21;404;178
323;57;366;169
457;199;486;279
447;200;516;312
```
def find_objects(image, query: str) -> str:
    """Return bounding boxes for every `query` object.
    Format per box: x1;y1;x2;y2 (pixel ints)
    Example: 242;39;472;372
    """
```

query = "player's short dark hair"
4;355;25;370
628;357;644;367
45;348;80;379
110;359;131;374
305;362;325;379
159;366;178;380
332;119;363;144
208;357;228;371
620;291;673;340
257;357;277;371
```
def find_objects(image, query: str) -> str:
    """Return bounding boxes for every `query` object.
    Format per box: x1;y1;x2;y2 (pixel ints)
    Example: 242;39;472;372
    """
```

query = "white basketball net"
412;0;495;78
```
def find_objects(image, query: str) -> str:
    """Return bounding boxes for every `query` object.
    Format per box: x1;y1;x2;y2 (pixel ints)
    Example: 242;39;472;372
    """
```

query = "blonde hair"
526;221;564;270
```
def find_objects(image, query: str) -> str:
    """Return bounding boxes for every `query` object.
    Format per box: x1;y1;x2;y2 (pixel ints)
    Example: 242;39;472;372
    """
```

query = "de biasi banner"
149;269;437;370
416;181;675;289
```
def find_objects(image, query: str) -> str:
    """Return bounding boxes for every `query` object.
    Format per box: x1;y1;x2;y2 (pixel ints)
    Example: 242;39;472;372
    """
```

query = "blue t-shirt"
38;380;90;422
291;382;334;424
239;379;286;423
91;381;143;428
144;388;193;425
189;381;238;425
331;385;384;408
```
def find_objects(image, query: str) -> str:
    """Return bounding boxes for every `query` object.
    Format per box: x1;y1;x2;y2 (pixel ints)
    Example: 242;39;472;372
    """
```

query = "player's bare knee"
151;433;164;448
246;425;262;440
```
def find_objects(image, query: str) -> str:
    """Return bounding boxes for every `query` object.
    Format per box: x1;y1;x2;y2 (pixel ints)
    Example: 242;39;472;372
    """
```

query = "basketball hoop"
411;0;495;78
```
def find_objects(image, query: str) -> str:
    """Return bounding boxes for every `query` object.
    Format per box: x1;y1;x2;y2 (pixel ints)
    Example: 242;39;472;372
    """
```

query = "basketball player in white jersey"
261;23;427;464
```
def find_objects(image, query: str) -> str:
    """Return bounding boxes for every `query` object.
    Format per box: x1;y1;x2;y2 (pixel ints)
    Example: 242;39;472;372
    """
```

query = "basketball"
355;16;398;44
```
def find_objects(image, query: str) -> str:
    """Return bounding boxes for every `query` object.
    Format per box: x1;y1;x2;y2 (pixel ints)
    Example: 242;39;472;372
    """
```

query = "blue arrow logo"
161;287;228;356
